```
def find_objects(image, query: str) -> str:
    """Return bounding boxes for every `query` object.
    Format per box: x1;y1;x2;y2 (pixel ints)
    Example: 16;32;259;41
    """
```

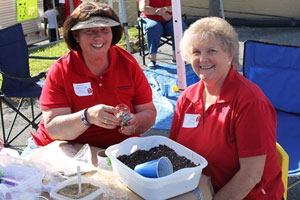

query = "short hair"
47;2;53;9
180;17;240;70
63;2;124;51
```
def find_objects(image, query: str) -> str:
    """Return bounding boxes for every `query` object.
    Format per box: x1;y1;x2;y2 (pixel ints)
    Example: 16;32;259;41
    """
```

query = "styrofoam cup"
97;149;111;170
134;156;173;178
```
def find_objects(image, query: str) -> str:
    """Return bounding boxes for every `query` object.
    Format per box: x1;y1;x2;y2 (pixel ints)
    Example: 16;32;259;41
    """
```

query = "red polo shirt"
170;68;284;199
32;46;152;149
140;0;172;22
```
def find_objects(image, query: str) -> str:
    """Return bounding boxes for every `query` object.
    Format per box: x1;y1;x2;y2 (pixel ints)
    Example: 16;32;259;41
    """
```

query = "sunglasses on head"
80;2;110;13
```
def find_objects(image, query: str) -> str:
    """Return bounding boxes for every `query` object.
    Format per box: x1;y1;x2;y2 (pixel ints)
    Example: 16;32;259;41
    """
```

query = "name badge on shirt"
73;82;93;96
182;114;201;128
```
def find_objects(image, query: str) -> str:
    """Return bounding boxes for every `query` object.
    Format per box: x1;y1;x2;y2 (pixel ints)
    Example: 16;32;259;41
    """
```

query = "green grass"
29;42;69;76
0;27;139;84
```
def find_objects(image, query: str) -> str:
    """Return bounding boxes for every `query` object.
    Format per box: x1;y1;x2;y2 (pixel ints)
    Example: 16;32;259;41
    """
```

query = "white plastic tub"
105;136;208;200
50;176;105;200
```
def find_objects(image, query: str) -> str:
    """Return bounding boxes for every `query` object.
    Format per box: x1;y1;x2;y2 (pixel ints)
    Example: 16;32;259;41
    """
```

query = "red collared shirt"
140;0;172;22
170;67;284;199
32;46;152;149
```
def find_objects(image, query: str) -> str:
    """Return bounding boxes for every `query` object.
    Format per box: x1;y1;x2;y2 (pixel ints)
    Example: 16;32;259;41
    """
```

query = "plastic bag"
0;164;43;200
73;143;93;165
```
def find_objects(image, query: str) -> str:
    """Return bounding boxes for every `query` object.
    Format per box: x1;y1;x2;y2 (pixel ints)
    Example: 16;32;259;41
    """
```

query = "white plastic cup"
97;149;111;170
134;156;173;178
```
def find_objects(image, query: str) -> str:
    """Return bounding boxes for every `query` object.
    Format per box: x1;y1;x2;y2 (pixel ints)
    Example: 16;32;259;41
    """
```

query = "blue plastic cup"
134;156;173;178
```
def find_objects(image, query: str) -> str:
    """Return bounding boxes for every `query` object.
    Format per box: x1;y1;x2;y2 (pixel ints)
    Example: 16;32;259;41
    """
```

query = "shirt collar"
186;67;240;104
218;67;240;103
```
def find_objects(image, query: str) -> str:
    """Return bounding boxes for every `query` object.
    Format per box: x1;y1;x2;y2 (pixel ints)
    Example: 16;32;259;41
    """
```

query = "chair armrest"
0;68;46;83
29;56;60;60
30;71;47;82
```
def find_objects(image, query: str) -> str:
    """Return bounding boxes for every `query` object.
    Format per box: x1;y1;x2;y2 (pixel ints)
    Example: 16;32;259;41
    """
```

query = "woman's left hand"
118;113;138;135
155;7;167;16
161;12;172;21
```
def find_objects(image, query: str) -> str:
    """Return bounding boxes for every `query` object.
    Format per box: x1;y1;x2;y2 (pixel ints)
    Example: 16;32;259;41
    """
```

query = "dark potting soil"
117;144;198;172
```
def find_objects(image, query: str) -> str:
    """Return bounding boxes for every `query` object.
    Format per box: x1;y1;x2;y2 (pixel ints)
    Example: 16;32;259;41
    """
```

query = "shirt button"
100;76;103;79
99;83;102;87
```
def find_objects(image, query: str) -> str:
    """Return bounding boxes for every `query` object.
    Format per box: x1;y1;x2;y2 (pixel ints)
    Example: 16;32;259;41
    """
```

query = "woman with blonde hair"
170;17;284;199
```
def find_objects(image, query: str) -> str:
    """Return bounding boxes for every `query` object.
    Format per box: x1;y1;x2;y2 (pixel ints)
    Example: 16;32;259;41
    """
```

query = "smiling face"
190;35;233;87
75;27;113;58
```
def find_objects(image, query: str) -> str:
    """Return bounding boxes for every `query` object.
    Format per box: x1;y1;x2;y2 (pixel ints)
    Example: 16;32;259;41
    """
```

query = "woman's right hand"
87;104;121;129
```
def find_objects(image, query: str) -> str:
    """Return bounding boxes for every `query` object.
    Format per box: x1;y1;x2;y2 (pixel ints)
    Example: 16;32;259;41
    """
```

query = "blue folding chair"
0;23;57;146
243;40;300;179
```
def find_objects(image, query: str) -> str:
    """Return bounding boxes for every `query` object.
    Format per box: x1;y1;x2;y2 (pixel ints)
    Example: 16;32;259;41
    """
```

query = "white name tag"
73;82;93;96
182;114;201;128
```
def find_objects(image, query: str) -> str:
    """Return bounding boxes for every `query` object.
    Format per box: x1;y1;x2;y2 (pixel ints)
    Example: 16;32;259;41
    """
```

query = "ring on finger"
104;119;107;124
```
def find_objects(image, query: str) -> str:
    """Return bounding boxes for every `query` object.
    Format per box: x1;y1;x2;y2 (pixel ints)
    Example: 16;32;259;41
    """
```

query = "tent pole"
52;0;59;41
69;0;74;13
119;0;131;53
172;0;186;92
220;0;225;19
108;0;113;7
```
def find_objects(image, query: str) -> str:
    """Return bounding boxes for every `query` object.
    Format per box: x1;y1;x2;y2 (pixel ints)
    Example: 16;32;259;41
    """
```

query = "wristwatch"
81;108;91;126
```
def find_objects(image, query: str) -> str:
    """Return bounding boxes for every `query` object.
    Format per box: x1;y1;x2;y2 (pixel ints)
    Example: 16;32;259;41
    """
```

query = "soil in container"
117;144;198;171
57;183;99;199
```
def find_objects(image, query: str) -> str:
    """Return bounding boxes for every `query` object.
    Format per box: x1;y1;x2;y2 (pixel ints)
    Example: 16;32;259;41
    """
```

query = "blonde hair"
180;17;240;70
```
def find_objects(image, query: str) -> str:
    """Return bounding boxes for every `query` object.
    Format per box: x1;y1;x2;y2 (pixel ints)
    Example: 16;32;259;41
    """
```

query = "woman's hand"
161;12;172;21
155;7;168;16
119;102;156;136
118;113;138;135
87;104;121;129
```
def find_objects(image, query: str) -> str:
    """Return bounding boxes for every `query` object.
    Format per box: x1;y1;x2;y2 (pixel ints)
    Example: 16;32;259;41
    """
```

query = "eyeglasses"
80;2;110;13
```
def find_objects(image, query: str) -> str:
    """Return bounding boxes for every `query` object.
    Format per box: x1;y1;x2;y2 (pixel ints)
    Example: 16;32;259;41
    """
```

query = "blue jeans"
141;17;187;54
21;137;39;157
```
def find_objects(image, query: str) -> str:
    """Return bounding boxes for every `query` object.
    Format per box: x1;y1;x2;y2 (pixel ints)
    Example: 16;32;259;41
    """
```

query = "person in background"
64;0;82;20
44;2;59;42
169;17;284;199
24;2;156;153
58;0;65;27
139;0;187;69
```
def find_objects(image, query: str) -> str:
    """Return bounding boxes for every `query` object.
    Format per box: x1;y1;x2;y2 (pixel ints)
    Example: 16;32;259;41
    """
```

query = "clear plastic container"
50;176;105;200
106;136;208;200
0;165;43;199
